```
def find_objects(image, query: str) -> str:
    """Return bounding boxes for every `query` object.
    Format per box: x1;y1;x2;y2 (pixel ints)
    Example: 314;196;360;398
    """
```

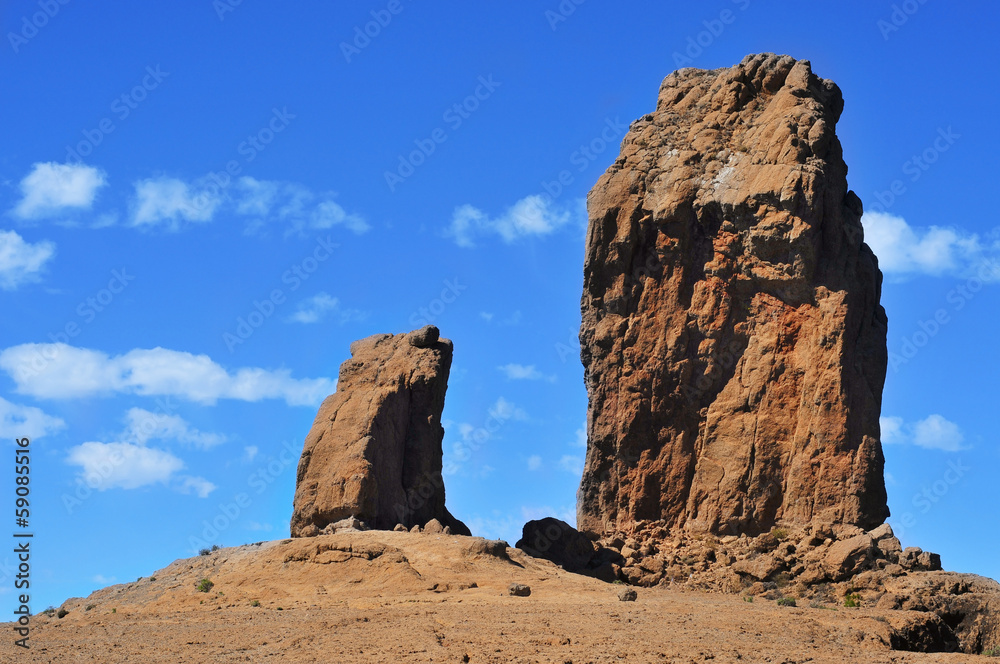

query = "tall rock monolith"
578;53;889;538
291;325;469;537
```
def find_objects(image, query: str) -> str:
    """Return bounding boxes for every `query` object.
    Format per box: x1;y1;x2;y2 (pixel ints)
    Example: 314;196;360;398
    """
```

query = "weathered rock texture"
578;53;889;538
291;326;469;537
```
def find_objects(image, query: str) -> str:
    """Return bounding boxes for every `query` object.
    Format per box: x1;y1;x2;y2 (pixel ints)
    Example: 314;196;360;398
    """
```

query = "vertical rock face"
291;326;470;537
578;54;889;538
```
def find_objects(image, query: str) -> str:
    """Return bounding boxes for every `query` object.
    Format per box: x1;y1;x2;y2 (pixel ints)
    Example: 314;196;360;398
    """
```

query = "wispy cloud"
863;212;1000;280
557;454;584;475
881;414;967;451
0;396;65;439
122;407;226;449
176;475;217;498
0;343;335;406
12;162;107;219
497;363;555;382
0;229;55;290
127;174;369;234
287;292;366;325
445;194;583;247
67;441;185;490
527;454;542;471
130;177;221;229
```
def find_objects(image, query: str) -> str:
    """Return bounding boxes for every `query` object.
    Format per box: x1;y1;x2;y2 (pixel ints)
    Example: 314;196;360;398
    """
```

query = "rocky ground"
5;530;998;663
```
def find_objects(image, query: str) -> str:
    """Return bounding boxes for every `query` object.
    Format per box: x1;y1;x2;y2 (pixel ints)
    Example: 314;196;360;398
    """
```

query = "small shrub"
771;527;789;541
773;572;792;588
85;604;95;611
196;578;214;593
111;608;116;614
250;600;260;607
41;606;55;616
982;647;999;657
276;606;284;611
844;593;861;608
199;548;211;556
742;595;754;603
148;577;156;582
211;544;220;552
56;608;69;618
776;597;797;607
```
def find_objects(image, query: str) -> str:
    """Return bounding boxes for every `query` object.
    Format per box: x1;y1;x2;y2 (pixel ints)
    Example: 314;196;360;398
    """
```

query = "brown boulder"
823;534;876;581
290;327;469;536
577;53;889;538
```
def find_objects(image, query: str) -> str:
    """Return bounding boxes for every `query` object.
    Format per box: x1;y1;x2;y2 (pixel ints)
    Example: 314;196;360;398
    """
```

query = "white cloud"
557;455;584;475
130;177;221;229
122;407;226;448
242;445;258;463
488;396;527;422
880;416;905;445
176;475;216;498
862;212;1000;280
67;441;184;490
0;396;65;439
13;162;107;219
527;454;542;471
572;426;587;448
93;574;116;584
880;414;967;451
479;312;494;322
287;292;366;325
233;177;369;235
0;230;55;290
0;343;335;406
497;363;554;382
127;175;370;234
246;521;273;532
446;194;581;247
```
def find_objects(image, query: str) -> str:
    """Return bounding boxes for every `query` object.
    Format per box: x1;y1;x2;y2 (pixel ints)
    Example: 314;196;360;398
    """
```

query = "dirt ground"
0;532;988;663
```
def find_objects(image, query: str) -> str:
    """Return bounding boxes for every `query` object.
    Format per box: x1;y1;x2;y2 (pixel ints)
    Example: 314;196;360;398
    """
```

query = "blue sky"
1;1;997;611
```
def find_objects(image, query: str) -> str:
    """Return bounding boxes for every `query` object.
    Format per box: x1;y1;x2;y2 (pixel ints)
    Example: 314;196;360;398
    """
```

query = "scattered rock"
322;516;370;534
618;588;637;602
466;538;510;560
577;53;889;538
424;519;445;534
406;325;439;348
824;535;876;582
508;583;531;597
393;524;407;532
409;525;422;534
290;327;470;537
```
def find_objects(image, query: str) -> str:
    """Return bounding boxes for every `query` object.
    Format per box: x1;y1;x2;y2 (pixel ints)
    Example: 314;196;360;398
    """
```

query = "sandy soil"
0;531;987;663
